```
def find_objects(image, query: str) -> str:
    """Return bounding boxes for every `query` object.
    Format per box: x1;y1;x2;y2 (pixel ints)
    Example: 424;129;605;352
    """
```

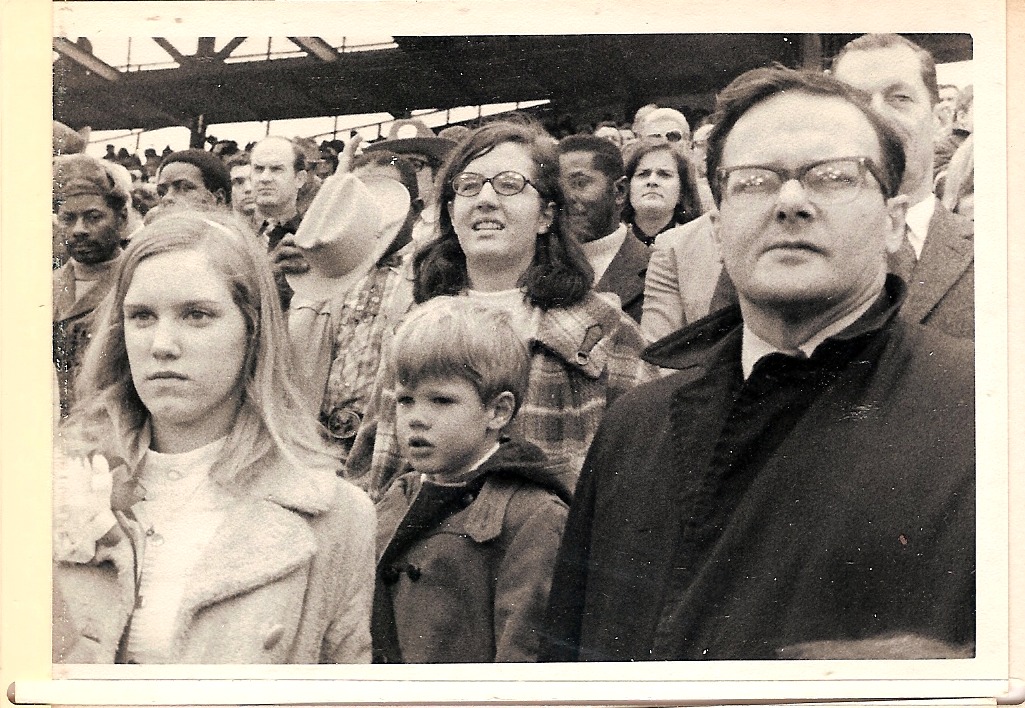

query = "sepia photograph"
2;0;1015;705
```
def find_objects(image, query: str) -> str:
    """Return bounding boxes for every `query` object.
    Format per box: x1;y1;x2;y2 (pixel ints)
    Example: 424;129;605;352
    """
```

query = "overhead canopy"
52;33;973;133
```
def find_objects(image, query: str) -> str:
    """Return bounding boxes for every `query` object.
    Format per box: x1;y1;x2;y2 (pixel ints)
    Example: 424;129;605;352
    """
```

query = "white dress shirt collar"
904;194;937;259
741;295;878;379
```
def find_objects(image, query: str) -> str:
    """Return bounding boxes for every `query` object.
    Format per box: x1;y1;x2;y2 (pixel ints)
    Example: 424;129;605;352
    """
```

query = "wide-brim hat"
286;172;411;303
364;118;456;164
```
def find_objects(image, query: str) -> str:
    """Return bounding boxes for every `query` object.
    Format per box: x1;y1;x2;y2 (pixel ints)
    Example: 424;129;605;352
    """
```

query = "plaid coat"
345;291;662;500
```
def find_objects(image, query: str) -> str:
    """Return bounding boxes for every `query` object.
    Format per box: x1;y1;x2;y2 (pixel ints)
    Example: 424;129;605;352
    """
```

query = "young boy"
371;296;572;663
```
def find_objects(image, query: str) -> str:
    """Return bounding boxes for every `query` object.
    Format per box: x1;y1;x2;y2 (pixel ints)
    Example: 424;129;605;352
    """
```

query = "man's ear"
486;391;517;432
883;195;910;255
214;188;227;206
613;175;628;209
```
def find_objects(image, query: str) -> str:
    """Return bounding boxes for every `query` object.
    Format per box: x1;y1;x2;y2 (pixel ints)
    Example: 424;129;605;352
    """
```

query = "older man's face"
712;92;907;321
832;46;936;199
56;194;124;265
251;139;304;213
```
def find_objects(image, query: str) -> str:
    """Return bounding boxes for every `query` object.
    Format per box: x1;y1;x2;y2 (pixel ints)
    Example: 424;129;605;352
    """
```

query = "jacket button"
575;351;590;365
263;624;285;650
405;564;421;582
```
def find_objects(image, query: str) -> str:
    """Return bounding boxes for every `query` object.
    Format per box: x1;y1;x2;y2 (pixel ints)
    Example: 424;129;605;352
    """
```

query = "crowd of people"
51;33;975;665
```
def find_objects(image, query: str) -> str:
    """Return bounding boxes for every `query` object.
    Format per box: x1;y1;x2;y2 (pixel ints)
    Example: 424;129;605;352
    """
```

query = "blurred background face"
629;149;681;217
251;139;304;213
56;194;124;265
403;151;438;204
157;162;220;210
594;125;623;147
832;46;936;199
639;117;688;144
229;164;256;217
558;150;621;243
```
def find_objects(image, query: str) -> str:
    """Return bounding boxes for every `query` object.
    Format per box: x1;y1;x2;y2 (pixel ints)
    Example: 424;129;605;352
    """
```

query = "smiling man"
52;154;131;416
542;67;974;662
557;134;650;321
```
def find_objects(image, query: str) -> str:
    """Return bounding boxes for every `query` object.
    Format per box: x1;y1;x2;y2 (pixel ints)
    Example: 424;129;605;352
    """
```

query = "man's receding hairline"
833;44;932;95
722;90;886;168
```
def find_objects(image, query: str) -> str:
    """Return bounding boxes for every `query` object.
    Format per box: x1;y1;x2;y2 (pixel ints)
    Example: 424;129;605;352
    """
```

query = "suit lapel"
596;233;650;311
902;205;973;325
53;265;119;323
178;498;317;617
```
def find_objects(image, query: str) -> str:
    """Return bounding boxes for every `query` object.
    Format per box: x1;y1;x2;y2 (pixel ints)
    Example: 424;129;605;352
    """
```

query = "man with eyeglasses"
365;119;456;244
634;106;691;145
832;34;974;340
542;66;974;662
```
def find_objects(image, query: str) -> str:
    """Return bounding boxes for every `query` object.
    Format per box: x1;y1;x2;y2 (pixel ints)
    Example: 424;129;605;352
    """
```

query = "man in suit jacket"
541;66;974;662
52;154;130;416
557;135;649;322
833;33;974;340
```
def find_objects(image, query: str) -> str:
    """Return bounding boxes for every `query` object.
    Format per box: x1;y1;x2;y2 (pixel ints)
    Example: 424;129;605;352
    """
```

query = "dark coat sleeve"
537;433;602;661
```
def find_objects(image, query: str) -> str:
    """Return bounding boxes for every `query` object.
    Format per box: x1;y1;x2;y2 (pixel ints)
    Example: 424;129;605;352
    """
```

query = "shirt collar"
904;194;937;259
741;294;879;379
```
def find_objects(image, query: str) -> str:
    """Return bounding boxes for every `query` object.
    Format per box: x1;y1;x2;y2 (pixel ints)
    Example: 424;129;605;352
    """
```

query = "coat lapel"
178;497;317;617
53;261;120;323
902;205;973;325
596;233;650;312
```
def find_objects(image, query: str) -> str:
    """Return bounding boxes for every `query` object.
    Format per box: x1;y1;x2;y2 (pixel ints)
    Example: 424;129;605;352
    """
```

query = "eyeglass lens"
722;159;870;204
452;171;530;197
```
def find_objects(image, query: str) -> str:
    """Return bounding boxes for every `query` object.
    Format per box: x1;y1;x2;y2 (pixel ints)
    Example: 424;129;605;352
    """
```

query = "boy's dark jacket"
372;437;571;663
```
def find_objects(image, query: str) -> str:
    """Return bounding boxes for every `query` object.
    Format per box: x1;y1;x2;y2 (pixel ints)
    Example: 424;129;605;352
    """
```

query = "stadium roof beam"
288;37;339;62
214;37;248;61
153;37;188;65
52;37;120;82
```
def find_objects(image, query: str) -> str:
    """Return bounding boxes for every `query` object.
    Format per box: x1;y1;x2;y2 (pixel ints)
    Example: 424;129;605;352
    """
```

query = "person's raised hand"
271;234;309;276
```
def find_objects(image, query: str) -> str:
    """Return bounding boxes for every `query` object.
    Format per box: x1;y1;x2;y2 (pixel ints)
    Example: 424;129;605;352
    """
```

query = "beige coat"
53;446;375;664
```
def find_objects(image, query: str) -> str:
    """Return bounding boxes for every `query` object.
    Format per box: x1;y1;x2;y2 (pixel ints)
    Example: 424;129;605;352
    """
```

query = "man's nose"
70;217;90;236
774;179;815;221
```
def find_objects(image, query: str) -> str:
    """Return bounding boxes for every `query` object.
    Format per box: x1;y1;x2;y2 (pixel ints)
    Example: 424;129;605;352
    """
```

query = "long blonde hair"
61;210;335;486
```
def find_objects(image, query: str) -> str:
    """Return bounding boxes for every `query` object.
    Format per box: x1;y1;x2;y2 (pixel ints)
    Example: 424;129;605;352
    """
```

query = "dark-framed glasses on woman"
451;171;537;197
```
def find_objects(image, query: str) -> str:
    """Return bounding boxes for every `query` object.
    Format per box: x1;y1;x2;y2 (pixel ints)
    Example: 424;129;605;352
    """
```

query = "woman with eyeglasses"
52;211;375;664
345;120;660;499
622;138;705;247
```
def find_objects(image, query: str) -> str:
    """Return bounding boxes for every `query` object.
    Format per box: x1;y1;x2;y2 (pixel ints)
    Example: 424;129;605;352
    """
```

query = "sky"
61;37;973;159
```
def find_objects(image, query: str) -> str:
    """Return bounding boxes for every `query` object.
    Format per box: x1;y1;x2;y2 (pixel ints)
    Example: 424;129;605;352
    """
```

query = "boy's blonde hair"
391;296;530;416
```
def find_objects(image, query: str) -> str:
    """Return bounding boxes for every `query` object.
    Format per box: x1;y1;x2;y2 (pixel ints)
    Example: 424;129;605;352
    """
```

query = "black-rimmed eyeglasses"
715;156;889;206
451;171;538;197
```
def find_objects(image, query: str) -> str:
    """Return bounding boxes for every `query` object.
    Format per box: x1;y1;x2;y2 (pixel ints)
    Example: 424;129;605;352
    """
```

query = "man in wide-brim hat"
364;118;457;244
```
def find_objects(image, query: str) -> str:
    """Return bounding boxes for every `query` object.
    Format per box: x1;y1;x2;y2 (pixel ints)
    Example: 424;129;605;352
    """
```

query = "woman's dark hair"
413;120;594;311
621;138;704;228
